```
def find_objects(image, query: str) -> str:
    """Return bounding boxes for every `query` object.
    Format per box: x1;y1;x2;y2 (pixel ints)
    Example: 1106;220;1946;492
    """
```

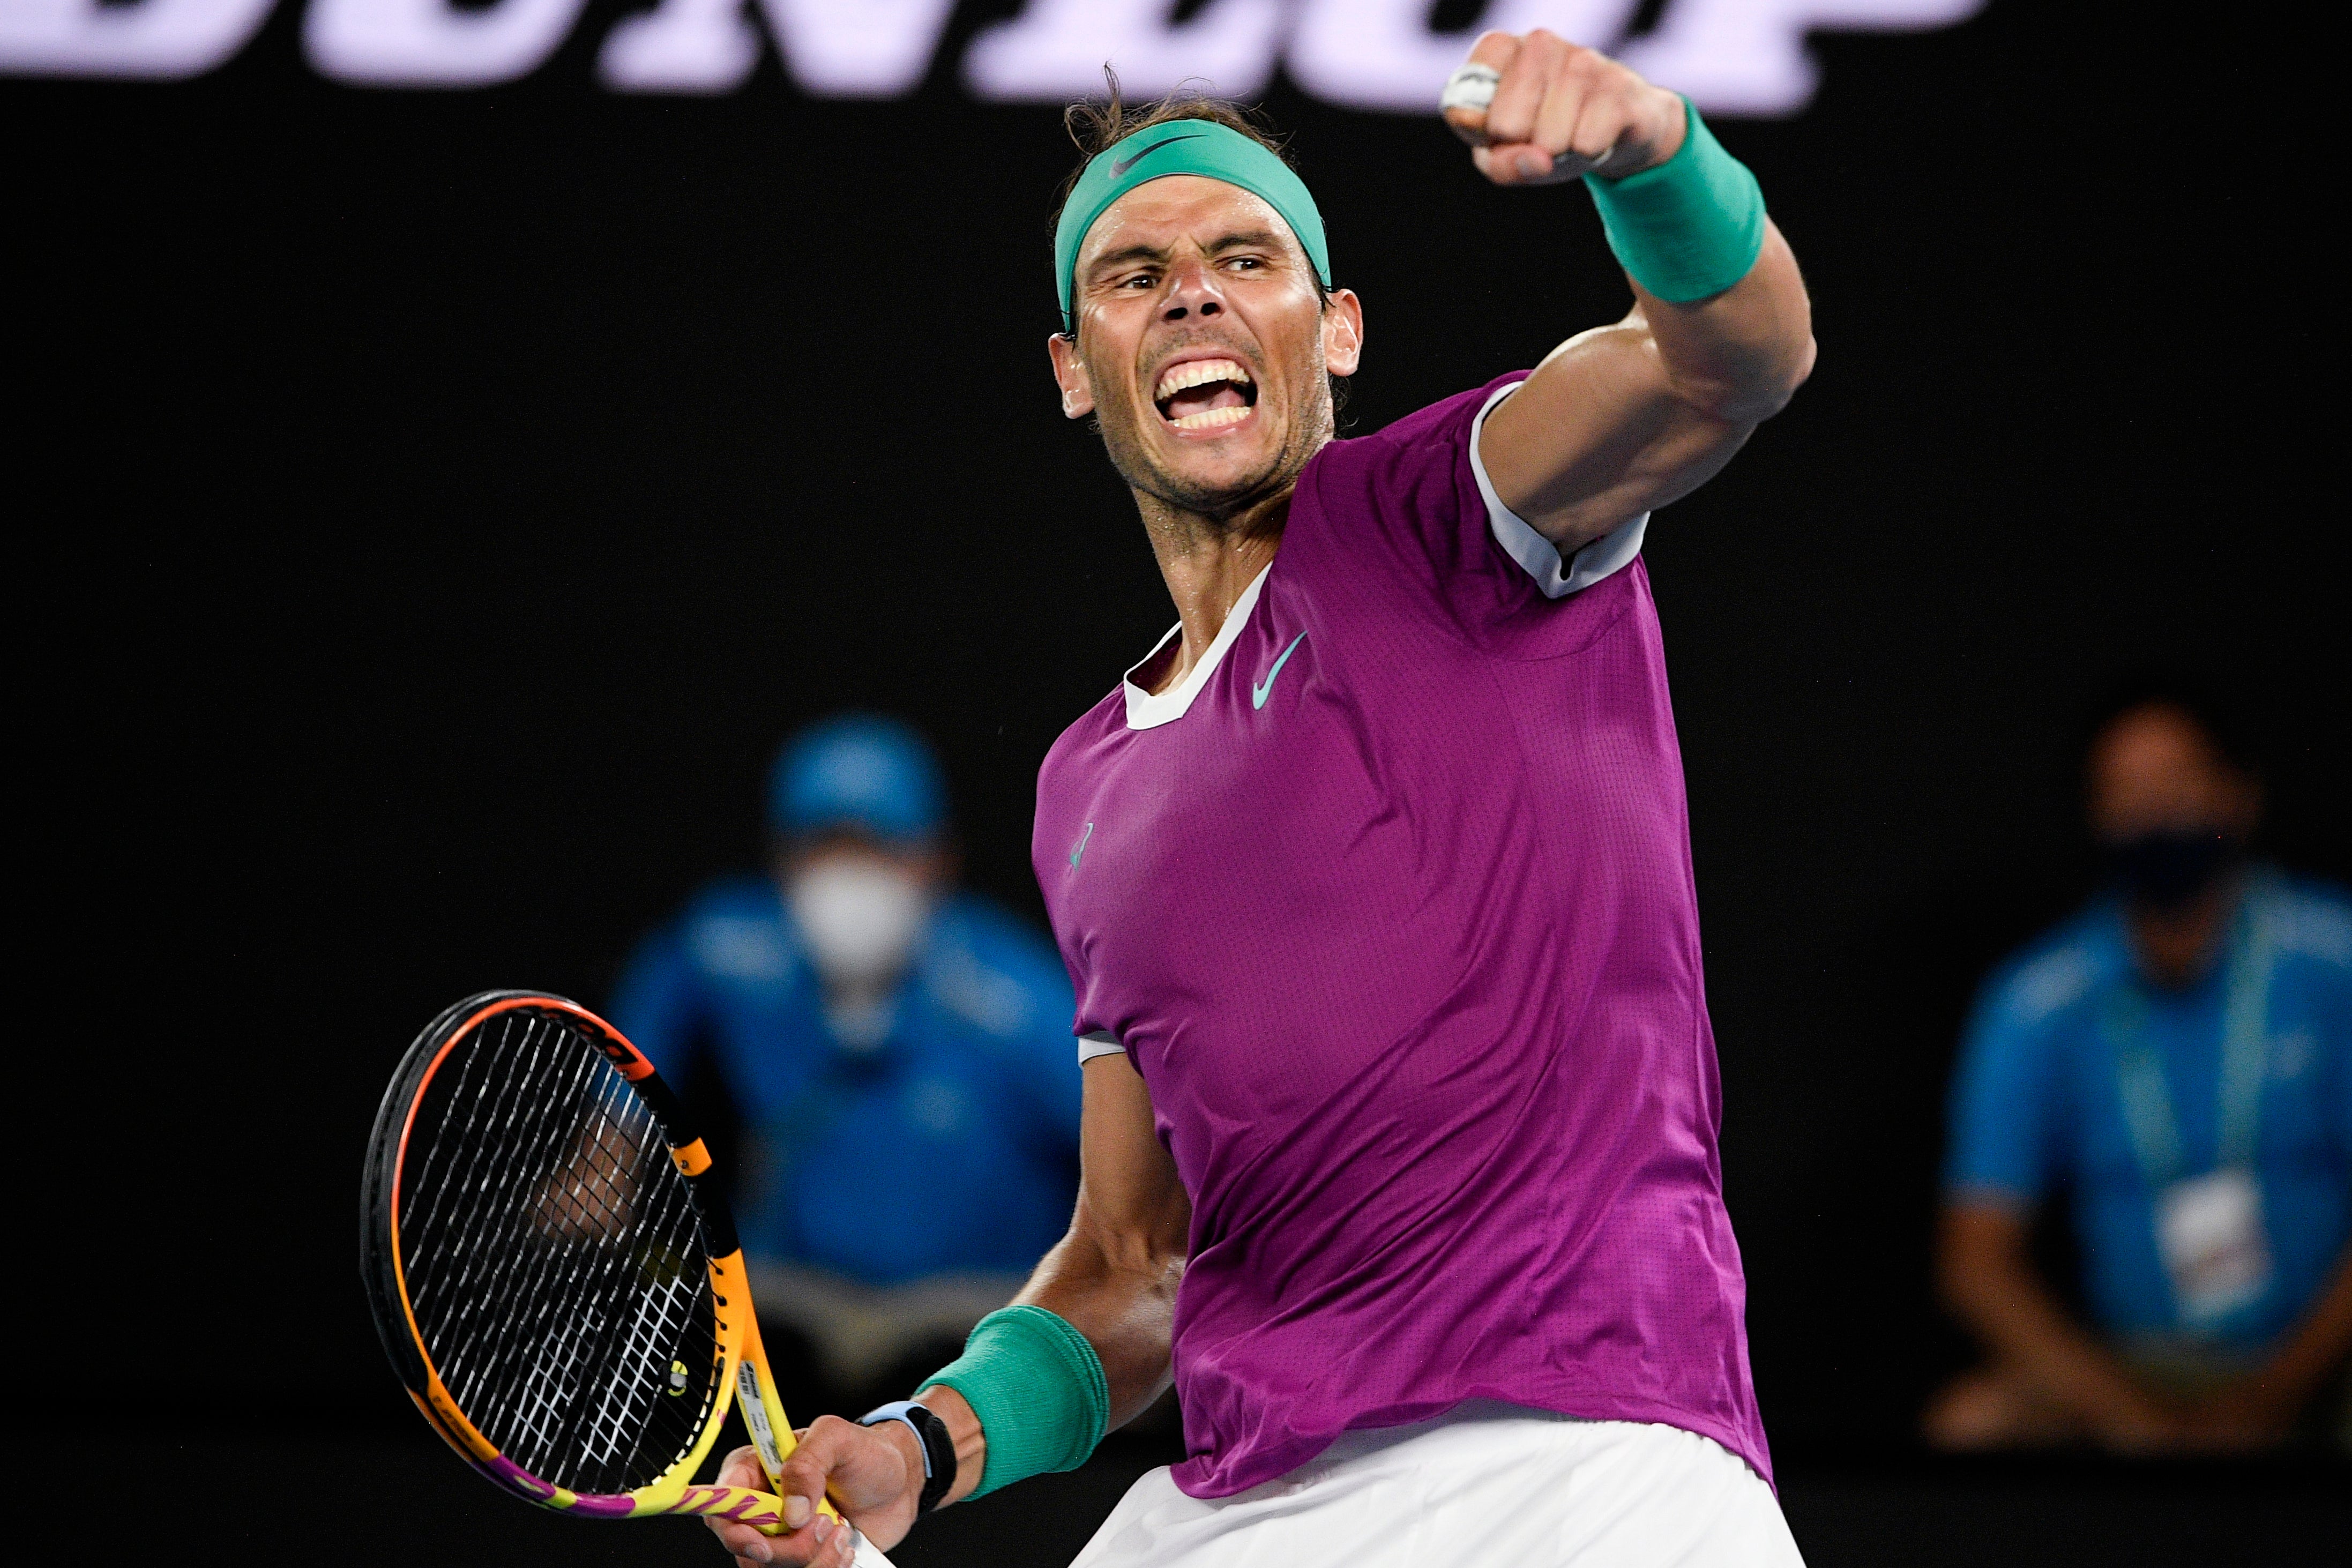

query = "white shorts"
1070;1403;1804;1568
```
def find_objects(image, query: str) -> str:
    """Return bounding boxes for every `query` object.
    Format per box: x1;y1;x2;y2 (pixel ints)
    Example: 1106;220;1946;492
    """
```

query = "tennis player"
710;28;1816;1567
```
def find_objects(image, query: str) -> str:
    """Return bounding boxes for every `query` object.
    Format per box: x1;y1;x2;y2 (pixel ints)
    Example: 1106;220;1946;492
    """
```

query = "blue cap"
767;714;947;846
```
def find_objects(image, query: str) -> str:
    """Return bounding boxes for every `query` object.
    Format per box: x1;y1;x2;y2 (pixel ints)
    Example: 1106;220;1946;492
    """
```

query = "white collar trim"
1122;563;1273;730
1470;380;1648;599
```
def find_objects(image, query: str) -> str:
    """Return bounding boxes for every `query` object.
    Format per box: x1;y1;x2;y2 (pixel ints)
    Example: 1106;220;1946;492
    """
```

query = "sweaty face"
1053;176;1361;519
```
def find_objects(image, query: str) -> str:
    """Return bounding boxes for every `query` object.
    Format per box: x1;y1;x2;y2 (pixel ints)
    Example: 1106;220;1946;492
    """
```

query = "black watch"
858;1399;957;1516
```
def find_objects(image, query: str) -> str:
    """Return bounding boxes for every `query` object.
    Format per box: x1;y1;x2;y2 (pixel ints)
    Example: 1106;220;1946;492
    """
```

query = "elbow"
1677;332;1817;426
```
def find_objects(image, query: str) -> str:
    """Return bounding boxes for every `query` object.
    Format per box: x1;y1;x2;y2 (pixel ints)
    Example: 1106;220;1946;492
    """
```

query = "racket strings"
412;1016;598;1402
456;1017;711;1482
425;1019;608;1433
399;1009;721;1495
416;1014;715;1489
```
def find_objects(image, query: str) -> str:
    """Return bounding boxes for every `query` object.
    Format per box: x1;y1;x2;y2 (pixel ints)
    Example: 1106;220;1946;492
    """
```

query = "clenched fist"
1442;30;1686;185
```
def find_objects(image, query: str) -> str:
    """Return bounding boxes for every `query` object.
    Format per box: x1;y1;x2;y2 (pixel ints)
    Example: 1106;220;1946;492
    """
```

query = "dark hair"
2080;667;2260;776
1054;71;1302;228
1053;70;1347;416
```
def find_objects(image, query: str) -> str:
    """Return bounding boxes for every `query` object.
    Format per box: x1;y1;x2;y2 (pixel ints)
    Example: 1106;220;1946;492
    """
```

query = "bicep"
1477;316;1752;552
1480;218;1810;550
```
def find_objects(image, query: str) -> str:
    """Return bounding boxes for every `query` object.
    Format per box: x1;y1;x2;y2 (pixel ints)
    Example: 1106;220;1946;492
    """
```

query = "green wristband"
1584;98;1765;303
920;1306;1109;1499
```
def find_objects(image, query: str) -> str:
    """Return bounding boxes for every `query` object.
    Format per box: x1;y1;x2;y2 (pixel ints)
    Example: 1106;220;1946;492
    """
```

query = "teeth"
1154;358;1252;401
1170;405;1250;430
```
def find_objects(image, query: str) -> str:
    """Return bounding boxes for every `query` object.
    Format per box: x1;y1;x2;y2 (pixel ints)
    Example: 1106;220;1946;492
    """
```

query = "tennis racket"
361;989;895;1563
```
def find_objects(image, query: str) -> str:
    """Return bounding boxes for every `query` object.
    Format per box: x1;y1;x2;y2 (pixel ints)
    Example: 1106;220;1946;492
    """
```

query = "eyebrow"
1085;228;1287;282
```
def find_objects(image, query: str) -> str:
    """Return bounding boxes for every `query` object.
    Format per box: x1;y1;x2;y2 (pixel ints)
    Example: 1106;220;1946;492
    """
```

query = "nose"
1160;258;1224;323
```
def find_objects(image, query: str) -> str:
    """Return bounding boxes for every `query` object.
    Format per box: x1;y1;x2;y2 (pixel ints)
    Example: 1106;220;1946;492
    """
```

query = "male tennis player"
710;28;1816;1567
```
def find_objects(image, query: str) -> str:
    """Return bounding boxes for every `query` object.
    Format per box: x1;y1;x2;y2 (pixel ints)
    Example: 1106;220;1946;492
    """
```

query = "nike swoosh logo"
1070;822;1094;868
1110;133;1204;180
1252;632;1308;711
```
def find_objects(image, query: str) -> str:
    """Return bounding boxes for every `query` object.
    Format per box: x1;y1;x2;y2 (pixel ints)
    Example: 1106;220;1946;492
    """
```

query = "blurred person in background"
611;714;1081;1410
1931;676;2352;1453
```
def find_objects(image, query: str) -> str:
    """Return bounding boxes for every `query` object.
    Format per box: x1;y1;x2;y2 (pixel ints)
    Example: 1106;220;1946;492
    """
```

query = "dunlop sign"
2;0;1984;117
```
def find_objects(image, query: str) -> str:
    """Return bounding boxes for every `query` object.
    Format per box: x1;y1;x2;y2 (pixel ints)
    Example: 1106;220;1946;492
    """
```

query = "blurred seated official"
1931;679;2352;1453
611;715;1082;1411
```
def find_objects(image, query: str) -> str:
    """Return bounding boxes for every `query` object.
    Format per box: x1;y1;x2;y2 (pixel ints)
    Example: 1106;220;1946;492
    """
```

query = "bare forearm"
1939;1207;2160;1424
1951;1259;2137;1409
1639;219;1814;424
1016;1224;1181;1429
908;1226;1177;1509
911;1054;1187;1509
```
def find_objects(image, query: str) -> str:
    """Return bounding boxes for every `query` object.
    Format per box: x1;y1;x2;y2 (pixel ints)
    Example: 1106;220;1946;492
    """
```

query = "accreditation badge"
2154;1166;2273;1324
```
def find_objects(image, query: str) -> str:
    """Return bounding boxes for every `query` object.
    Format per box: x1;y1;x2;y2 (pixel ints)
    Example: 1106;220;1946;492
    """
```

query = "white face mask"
788;857;929;992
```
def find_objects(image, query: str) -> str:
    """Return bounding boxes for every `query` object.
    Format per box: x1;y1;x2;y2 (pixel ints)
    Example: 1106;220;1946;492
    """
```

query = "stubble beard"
1091;355;1335;534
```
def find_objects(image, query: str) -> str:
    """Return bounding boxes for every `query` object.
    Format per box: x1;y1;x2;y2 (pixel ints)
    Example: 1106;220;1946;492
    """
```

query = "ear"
1048;331;1095;419
1322;288;1364;378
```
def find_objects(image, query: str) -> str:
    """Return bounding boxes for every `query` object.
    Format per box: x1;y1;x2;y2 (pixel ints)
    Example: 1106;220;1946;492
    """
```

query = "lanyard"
2107;881;2273;1185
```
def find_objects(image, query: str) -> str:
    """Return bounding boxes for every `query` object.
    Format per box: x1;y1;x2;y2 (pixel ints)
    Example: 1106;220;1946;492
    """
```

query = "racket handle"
732;1314;847;1526
665;1484;789;1527
663;1485;870;1546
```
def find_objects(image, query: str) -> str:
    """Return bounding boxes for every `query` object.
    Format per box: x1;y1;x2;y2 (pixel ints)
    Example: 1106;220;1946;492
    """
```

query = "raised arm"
1446;30;1816;552
704;1051;1187;1565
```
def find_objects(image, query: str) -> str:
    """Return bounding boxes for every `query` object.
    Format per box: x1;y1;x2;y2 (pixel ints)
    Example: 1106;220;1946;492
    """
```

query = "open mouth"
1153;357;1257;432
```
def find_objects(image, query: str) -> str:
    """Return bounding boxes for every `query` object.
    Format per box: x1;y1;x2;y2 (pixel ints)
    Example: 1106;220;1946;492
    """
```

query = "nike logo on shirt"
1110;133;1204;180
1253;632;1308;710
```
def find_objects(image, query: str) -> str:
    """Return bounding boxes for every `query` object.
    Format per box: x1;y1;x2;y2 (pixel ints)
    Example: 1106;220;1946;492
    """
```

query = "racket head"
360;990;791;1524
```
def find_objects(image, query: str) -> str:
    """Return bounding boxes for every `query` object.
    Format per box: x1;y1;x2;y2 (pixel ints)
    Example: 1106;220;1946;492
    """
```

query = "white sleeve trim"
1077;1030;1126;1065
1469;380;1648;600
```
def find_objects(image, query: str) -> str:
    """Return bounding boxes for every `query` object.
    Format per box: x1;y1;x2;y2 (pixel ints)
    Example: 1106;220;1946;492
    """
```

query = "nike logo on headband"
1109;133;1205;180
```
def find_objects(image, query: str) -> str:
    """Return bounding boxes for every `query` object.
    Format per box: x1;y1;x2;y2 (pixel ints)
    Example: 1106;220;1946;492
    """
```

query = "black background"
14;0;2346;1530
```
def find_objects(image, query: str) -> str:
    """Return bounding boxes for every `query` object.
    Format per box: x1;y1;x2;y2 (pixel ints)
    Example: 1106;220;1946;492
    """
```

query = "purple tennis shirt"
1031;374;1768;1499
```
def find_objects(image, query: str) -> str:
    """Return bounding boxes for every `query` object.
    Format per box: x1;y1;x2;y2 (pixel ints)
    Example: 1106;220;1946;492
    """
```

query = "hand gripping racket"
361;990;895;1563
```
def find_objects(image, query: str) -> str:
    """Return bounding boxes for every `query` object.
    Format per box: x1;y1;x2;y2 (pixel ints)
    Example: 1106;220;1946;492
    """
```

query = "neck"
2129;873;2240;988
1136;484;1290;696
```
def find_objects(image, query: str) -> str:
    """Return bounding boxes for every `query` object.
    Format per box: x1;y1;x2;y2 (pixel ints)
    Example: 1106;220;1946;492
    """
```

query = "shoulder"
923;893;1071;1038
1301;374;1526;493
1040;687;1129;782
1976;906;2125;1037
674;876;796;984
1347;373;1530;453
1286;373;1564;628
2261;872;2352;973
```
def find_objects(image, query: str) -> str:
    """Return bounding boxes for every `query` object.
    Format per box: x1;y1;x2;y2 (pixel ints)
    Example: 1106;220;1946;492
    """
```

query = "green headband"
1054;118;1331;332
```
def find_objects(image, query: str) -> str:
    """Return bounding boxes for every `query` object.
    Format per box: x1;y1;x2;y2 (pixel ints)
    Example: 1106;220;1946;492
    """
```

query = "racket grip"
752;1496;847;1536
663;1484;856;1541
666;1483;790;1528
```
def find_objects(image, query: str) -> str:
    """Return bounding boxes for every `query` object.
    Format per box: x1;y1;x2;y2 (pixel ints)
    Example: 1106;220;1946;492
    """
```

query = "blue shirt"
1944;872;2352;1353
610;879;1081;1286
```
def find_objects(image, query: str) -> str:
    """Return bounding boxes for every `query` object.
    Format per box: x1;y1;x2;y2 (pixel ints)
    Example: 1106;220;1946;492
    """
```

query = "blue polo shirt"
610;879;1081;1286
1944;872;2352;1353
